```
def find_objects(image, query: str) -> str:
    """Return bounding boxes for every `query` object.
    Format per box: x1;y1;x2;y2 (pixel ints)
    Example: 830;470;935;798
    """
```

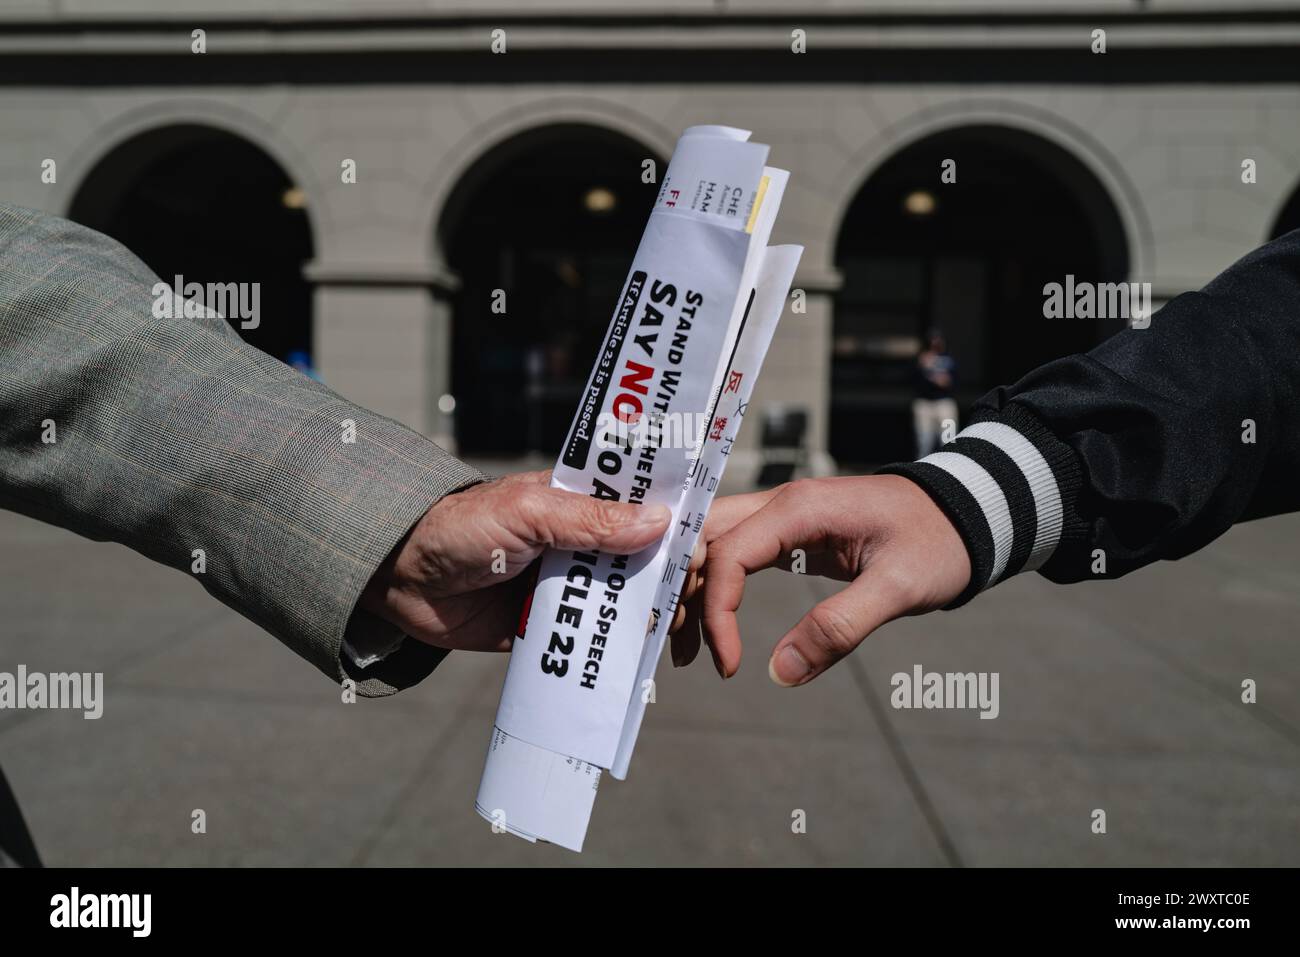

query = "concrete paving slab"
902;740;1300;866
1;664;497;866
2;490;1298;866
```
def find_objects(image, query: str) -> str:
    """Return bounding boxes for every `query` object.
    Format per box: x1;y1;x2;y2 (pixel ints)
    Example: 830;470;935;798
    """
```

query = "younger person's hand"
694;475;971;686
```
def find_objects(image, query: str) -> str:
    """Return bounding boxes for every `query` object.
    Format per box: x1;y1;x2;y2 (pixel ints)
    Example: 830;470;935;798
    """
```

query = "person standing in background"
912;329;958;458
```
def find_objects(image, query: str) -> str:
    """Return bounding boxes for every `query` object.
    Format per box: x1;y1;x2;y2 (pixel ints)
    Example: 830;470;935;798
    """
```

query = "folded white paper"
476;125;802;852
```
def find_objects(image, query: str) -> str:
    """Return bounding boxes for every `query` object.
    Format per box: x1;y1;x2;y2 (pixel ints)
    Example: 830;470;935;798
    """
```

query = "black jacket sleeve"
879;228;1300;606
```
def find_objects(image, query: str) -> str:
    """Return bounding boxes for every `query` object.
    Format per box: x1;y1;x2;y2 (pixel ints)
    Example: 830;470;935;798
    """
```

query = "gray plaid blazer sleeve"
0;202;486;696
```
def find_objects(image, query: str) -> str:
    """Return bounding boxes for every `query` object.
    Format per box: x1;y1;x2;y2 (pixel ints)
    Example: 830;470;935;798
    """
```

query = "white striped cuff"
878;405;1079;606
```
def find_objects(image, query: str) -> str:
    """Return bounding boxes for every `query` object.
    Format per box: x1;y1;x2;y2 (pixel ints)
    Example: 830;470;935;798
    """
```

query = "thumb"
768;574;909;687
514;486;670;554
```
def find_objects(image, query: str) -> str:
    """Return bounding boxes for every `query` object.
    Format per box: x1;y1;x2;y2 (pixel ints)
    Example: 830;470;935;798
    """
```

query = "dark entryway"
833;125;1130;467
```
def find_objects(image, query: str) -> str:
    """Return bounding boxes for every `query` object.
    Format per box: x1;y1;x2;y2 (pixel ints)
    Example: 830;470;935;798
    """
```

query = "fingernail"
710;650;727;680
769;646;812;687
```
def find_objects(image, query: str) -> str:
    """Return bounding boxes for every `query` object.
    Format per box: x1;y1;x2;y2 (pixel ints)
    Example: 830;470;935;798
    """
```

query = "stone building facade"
3;1;1298;475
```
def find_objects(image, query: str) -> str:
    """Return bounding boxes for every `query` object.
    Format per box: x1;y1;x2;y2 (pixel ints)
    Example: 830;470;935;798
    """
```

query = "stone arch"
829;114;1137;465
826;99;1152;284
67;118;317;365
432;118;667;455
423;97;675;271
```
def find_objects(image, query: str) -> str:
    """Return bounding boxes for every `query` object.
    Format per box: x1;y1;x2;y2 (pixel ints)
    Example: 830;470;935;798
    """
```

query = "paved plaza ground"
2;465;1297;866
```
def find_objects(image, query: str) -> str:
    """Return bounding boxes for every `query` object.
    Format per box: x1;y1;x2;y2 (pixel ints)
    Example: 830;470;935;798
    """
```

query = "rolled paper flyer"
476;125;803;851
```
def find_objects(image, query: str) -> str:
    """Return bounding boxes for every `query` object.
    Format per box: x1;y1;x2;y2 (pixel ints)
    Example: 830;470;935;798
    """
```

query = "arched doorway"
438;124;663;457
68;124;314;366
832;125;1130;467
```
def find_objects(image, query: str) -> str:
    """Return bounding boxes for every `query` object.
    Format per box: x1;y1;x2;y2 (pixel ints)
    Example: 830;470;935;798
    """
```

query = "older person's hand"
359;470;671;652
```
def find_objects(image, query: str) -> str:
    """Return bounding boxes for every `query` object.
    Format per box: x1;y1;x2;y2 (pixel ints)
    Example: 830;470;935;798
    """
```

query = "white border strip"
961;421;1063;572
918;450;1013;586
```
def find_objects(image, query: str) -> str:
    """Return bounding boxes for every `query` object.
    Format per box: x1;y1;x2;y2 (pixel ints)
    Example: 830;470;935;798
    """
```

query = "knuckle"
780;477;823;507
805;604;859;658
516;486;547;526
580;503;624;541
705;537;740;573
704;532;733;561
780;478;809;499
